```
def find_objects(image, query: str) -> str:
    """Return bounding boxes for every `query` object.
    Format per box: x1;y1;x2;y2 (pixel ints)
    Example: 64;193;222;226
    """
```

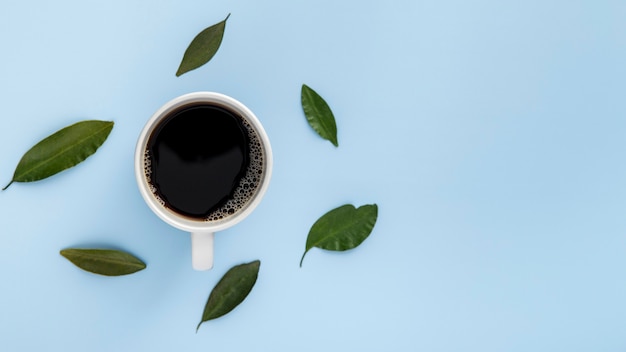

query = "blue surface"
1;1;626;351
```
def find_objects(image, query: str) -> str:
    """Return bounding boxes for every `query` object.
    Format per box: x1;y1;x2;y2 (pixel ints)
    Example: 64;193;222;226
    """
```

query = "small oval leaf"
301;84;338;147
197;260;260;331
176;14;230;76
300;204;378;267
60;248;146;276
3;120;114;190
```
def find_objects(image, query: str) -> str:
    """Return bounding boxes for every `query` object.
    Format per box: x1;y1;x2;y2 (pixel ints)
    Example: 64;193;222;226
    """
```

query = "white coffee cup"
134;92;272;270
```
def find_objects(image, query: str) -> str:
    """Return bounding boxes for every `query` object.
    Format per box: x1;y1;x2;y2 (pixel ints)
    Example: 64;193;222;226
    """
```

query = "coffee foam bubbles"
143;114;266;223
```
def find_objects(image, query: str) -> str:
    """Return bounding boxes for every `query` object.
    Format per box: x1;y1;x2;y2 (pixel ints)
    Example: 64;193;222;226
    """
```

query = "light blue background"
1;0;625;351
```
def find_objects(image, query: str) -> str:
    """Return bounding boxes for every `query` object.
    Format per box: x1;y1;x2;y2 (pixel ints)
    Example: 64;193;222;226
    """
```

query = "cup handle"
191;232;214;270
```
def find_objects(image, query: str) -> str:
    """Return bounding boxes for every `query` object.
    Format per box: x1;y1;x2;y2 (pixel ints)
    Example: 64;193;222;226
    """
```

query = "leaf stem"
299;251;307;267
2;181;13;191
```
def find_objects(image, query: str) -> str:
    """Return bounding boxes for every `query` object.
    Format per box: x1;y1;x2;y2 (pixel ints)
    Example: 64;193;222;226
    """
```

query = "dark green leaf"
300;204;378;267
176;14;230;76
3;120;114;190
197;260;260;331
301;84;338;147
60;248;146;276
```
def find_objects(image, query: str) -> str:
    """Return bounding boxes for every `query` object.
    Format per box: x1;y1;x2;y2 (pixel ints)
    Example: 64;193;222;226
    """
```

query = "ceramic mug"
134;92;272;270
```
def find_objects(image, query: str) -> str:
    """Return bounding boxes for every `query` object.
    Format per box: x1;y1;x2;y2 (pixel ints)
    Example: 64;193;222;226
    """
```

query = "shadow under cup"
135;92;272;270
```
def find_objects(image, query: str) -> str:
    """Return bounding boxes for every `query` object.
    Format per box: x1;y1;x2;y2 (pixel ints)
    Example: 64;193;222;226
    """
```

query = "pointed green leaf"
301;84;338;147
300;204;378;267
3;120;114;190
60;248;146;276
197;260;260;331
176;14;230;76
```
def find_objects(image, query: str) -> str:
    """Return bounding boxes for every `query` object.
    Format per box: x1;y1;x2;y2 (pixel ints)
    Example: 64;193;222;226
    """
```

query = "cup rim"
134;91;273;233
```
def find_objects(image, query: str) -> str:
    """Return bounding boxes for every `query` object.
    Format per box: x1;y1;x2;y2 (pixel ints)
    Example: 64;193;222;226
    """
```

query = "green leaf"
300;204;378;267
176;14;230;76
301;84;338;147
3;120;114;190
197;260;260;331
60;248;146;276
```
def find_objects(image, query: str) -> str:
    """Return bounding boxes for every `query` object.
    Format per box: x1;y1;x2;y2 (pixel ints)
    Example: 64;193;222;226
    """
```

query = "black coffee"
144;103;264;220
